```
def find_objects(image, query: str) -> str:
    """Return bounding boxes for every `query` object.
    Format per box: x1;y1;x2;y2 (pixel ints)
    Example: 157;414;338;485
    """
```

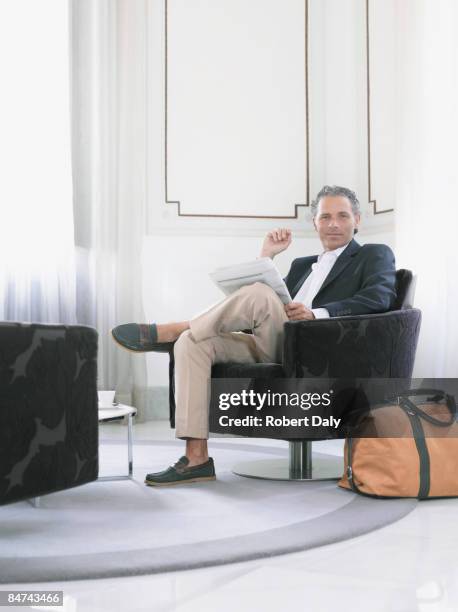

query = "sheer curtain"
71;0;148;403
394;0;458;378
0;0;76;323
0;0;148;406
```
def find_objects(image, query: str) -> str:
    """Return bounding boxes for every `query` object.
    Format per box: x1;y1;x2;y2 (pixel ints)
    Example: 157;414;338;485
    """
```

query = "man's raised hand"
260;228;292;259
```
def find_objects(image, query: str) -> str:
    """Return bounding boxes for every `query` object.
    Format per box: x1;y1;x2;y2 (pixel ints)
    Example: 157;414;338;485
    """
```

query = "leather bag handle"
397;389;456;427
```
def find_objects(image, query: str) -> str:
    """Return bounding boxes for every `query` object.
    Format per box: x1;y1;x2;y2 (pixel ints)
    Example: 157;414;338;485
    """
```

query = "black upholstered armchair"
167;269;421;481
0;323;99;505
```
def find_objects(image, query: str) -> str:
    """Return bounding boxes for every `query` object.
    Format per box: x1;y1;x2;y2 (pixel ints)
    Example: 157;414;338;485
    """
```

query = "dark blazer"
284;239;396;317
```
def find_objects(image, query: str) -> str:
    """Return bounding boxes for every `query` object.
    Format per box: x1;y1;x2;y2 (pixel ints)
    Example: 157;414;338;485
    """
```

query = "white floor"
3;421;458;612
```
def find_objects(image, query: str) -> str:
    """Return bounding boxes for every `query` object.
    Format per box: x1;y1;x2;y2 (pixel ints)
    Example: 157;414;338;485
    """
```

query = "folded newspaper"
210;258;292;304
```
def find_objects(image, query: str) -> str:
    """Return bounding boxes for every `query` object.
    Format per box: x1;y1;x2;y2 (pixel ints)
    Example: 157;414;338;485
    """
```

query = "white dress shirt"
294;243;350;319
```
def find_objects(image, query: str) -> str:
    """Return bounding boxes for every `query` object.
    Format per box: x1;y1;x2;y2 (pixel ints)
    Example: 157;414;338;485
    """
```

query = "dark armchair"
0;323;99;506
167;269;421;480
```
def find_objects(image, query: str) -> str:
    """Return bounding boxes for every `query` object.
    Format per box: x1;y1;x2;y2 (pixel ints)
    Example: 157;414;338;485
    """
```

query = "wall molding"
164;0;310;219
366;0;394;215
163;0;394;220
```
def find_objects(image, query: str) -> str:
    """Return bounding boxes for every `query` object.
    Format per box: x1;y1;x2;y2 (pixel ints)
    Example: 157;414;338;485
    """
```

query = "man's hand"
284;302;315;321
260;228;292;259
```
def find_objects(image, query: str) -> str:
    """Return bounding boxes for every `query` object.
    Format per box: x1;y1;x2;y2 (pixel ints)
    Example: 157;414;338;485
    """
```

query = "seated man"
112;185;396;486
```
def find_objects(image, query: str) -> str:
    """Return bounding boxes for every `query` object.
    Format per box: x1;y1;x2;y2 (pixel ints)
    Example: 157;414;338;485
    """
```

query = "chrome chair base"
232;441;343;481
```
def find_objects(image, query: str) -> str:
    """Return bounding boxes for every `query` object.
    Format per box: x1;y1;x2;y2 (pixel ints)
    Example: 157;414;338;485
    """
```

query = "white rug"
0;439;416;583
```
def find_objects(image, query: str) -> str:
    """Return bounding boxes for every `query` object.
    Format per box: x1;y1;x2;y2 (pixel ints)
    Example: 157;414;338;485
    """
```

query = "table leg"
97;410;135;481
128;413;133;477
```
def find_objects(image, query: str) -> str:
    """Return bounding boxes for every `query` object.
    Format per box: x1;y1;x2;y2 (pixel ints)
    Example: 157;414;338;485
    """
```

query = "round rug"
0;439;417;583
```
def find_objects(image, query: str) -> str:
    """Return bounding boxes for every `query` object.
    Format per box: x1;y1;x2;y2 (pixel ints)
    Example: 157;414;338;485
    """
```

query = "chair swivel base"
232;453;342;482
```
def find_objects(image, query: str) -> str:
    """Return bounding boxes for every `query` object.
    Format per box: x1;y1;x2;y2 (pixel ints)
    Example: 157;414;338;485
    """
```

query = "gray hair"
311;185;360;217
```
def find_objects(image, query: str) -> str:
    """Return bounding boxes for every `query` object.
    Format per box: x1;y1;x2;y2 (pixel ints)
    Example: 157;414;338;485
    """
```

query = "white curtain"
394;0;458;378
71;0;148;402
0;0;76;324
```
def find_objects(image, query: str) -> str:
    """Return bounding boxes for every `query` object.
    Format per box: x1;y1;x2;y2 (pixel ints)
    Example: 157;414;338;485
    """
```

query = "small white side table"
98;404;137;481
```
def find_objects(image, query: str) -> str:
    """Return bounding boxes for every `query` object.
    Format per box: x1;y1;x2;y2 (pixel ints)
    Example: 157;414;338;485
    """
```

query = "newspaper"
210;257;292;304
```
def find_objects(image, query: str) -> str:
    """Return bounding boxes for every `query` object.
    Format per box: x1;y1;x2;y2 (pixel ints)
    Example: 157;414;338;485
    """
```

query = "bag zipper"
346;438;358;493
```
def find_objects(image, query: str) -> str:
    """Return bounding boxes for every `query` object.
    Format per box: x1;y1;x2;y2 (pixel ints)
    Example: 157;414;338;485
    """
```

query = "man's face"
313;195;360;251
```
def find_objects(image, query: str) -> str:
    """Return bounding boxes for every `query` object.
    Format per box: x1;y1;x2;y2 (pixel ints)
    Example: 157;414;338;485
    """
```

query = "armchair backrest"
392;269;417;310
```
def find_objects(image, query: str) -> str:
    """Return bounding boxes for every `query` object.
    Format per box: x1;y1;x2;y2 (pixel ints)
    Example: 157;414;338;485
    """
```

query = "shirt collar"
317;241;351;262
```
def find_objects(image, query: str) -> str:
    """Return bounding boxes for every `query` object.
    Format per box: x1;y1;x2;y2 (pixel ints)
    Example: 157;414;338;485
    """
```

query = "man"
112;185;396;486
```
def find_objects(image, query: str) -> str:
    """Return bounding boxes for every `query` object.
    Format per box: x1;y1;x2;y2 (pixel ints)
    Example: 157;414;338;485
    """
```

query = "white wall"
145;0;396;231
167;0;307;217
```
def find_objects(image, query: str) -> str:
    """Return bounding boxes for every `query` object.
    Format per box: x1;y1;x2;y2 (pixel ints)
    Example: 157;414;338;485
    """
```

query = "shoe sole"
144;475;216;487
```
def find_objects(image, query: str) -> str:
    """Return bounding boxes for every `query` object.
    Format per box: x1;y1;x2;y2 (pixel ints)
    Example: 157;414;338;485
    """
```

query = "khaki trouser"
174;282;289;439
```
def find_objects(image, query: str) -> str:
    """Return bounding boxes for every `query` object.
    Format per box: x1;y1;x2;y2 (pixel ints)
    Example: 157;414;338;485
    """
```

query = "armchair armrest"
0;322;99;505
282;309;422;378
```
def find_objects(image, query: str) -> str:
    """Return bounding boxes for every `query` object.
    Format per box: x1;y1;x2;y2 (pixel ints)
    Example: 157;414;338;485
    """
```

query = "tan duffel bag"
339;389;458;499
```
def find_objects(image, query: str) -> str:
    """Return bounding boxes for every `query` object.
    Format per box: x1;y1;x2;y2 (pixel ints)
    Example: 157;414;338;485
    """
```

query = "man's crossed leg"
112;282;288;485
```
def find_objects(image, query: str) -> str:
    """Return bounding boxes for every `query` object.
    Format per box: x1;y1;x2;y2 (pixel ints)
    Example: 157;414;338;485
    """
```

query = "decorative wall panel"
165;0;308;218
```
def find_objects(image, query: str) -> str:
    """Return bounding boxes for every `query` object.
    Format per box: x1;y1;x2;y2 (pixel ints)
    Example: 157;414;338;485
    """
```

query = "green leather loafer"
144;456;216;487
111;323;173;353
